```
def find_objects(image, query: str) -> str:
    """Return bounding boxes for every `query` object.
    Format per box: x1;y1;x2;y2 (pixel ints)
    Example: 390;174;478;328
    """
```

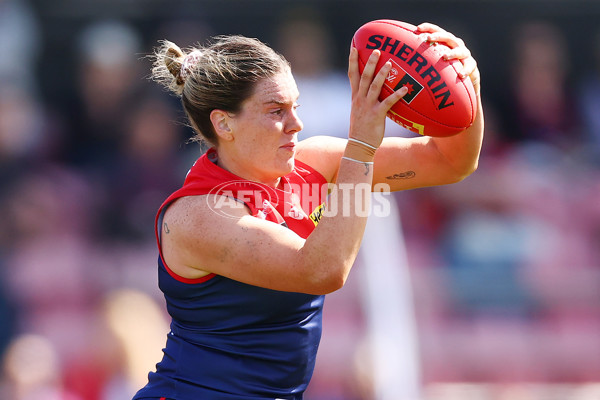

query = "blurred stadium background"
0;0;599;399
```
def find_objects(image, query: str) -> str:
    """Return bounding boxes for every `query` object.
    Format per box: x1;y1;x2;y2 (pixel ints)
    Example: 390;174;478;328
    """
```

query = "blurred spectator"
0;273;16;364
102;93;195;242
63;19;144;172
413;137;600;382
0;166;119;400
0;85;45;181
502;21;582;151
150;16;214;50
56;19;195;242
433;139;596;309
0;56;49;360
577;28;600;164
0;0;41;91
0;166;101;339
1;333;82;400
99;288;169;399
0;0;53;184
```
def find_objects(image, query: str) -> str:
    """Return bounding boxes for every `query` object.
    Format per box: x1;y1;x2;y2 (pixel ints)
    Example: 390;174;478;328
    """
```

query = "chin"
274;151;295;174
274;162;294;179
284;155;295;173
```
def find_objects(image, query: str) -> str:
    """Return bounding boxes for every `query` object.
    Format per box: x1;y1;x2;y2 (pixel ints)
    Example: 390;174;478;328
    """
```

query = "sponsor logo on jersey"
308;203;326;226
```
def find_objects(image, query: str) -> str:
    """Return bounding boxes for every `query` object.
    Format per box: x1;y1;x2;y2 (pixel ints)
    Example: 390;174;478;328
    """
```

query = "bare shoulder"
162;194;246;239
160;194;251;279
295;135;346;183
160;194;310;291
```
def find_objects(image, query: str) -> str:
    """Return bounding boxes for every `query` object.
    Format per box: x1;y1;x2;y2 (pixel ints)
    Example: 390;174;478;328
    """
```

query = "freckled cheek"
259;120;285;142
274;121;285;131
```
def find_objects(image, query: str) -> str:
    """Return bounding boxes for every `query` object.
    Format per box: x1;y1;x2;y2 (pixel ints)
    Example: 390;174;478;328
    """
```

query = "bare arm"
374;92;483;191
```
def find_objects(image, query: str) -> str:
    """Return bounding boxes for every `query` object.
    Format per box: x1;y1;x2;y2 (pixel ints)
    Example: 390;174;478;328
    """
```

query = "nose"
285;107;303;135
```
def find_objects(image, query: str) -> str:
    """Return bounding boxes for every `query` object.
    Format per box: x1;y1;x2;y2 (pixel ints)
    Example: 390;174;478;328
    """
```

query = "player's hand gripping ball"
352;19;478;137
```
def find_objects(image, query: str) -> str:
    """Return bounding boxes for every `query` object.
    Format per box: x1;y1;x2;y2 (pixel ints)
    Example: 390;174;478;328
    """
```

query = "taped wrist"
344;138;377;163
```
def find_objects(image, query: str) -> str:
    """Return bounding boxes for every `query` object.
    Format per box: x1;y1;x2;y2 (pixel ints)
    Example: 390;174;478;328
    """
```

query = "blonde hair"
150;36;290;146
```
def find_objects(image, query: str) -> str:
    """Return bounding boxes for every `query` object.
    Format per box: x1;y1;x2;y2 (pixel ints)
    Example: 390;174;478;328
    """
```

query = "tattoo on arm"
386;171;416;180
364;163;371;176
163;222;170;234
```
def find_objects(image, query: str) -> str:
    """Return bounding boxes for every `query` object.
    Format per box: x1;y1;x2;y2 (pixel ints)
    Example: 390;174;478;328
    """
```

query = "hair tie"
179;50;203;82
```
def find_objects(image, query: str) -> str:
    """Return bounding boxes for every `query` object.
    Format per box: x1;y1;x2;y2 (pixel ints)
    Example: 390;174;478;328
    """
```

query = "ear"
210;109;234;142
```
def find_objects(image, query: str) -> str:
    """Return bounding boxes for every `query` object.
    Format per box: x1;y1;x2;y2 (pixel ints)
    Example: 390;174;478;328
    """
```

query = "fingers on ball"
369;61;392;97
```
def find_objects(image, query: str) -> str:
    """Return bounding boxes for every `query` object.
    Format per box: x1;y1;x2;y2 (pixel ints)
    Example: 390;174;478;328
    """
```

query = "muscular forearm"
299;150;375;294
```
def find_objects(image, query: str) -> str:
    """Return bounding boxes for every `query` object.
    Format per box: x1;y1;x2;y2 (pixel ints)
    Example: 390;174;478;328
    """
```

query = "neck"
215;149;282;188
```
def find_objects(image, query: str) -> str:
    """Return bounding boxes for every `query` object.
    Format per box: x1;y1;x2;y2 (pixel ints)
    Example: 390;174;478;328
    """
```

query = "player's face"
227;68;303;186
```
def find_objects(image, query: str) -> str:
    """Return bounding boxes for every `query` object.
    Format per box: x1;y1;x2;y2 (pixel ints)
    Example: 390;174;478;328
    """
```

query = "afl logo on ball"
385;59;423;104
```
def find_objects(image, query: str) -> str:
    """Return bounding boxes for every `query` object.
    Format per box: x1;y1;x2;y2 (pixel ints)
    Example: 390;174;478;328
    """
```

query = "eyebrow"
263;99;299;107
264;99;290;106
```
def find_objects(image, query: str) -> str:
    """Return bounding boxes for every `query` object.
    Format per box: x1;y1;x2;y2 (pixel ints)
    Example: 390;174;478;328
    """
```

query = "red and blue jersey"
133;149;328;400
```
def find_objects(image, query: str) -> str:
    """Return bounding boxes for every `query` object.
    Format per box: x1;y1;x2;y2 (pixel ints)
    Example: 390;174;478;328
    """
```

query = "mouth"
280;142;296;151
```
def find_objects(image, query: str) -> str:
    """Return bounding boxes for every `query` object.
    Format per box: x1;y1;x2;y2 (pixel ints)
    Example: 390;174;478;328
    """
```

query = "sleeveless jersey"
133;149;329;400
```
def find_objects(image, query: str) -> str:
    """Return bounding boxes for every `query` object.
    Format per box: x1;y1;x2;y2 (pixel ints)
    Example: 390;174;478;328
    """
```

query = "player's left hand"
417;22;480;94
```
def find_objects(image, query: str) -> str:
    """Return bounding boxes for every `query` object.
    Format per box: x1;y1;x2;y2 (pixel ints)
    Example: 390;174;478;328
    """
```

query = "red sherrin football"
352;19;477;137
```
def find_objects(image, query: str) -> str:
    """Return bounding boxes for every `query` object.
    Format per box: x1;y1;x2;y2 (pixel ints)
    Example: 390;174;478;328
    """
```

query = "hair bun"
179;50;203;83
164;45;184;83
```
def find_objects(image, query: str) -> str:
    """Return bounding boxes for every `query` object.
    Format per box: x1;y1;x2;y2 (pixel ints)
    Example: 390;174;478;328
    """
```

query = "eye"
271;109;283;115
